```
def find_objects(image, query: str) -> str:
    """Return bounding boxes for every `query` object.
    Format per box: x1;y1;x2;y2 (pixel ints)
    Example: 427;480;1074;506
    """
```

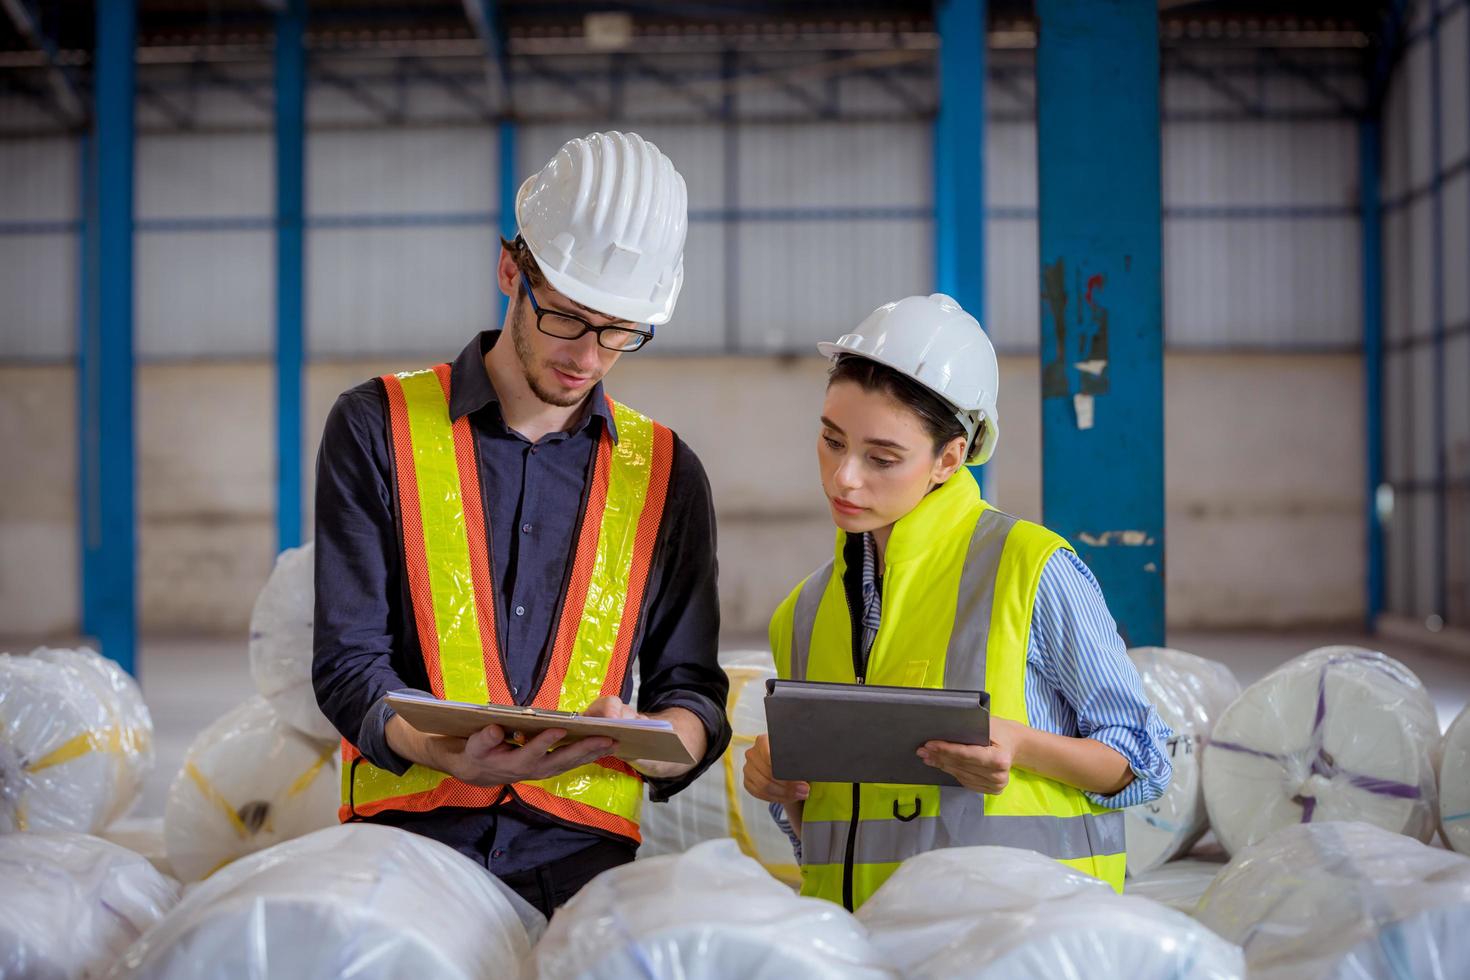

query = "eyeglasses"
519;272;654;352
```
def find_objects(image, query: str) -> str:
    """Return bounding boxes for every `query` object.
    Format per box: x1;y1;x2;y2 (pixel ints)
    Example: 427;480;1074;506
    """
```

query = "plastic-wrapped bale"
248;542;336;743
1201;645;1440;856
1124;857;1226;915
163;695;338;882
0;831;180;980
1124;646;1241;874
530;839;894;980
1196;820;1470;979
1441;702;1470;854
31;645;155;826
0;654;132;833
638;652;799;885
103;815;174;879
856;846;1243;980
111;823;543;980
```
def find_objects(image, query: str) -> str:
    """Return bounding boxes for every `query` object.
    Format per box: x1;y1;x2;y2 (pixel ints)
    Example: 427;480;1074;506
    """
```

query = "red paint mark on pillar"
1085;274;1105;310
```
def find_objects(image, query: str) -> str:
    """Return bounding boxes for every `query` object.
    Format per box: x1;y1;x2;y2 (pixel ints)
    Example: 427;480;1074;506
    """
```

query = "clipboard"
385;692;695;766
763;678;990;787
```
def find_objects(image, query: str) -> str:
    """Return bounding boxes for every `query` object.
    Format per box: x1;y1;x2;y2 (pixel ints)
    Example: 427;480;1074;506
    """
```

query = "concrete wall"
0;351;1363;641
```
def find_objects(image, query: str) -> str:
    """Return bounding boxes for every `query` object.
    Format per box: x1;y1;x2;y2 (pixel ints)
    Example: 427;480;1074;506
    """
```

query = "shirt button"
515;605;526;617
492;848;504;859
521;523;532;534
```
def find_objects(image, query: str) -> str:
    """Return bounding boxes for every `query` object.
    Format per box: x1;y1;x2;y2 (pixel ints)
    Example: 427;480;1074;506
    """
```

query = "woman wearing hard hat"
742;293;1172;911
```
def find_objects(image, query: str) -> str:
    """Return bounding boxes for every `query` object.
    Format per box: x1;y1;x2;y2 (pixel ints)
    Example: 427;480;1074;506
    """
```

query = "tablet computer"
764;678;990;787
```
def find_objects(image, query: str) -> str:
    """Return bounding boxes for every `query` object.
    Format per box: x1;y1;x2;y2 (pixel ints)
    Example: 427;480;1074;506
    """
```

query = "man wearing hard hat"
313;132;731;914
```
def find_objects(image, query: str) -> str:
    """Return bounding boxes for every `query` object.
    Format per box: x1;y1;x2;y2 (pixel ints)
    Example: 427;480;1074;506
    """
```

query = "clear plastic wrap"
856;846;1244;980
102;815;174;879
1124;646;1242;874
31;646;155;826
529;838;895;979
248;542;337;743
1195;820;1470;980
1201;645;1440;856
1441;702;1470;854
0;831;181;980
110;823;543;980
1123;857;1226;915
638;651;799;886
163;695;339;882
1;654;131;833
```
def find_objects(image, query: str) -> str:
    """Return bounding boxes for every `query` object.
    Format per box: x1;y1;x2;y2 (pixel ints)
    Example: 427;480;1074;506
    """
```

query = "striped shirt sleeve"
1027;549;1173;809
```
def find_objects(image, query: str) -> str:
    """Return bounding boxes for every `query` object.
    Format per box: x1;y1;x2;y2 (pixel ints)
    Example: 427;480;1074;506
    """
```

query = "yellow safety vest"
340;364;675;845
769;471;1126;910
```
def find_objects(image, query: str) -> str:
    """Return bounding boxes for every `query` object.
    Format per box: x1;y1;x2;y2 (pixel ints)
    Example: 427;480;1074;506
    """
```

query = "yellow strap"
556;401;656;712
399;368;489;704
186;761;251;840
25;725;143;773
722;666;801;886
287;745;336;798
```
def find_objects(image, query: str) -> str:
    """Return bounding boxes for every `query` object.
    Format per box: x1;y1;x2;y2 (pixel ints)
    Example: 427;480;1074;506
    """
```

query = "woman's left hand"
918;717;1027;795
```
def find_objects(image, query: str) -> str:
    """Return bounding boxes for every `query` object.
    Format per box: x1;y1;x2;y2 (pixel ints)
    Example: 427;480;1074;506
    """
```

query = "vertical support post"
934;0;990;496
87;0;137;675
1036;0;1164;647
497;117;517;323
274;0;305;553
1360;117;1385;630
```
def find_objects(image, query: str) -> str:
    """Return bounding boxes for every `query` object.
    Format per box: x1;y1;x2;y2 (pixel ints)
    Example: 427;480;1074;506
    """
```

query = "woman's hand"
918;716;1027;795
743;734;809;805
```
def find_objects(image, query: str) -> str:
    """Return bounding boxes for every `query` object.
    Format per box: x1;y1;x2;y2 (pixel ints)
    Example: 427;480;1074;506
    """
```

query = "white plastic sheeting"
1201;646;1441;856
163;696;338;882
248;542;336;743
1196;821;1470;980
638;651;799;886
111;823;543;980
1441;702;1470;854
0;653;147;834
1124;857;1226;915
0;831;180;980
1125;646;1241;874
531;839;894;980
856;846;1243;980
102;816;174;880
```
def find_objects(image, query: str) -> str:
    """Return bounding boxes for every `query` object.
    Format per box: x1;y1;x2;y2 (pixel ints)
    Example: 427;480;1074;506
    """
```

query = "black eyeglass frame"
518;272;655;352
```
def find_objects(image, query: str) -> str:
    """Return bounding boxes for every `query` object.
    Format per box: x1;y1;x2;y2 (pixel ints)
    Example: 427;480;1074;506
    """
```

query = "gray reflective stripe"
802;802;1125;866
942;508;1018;692
789;561;833;682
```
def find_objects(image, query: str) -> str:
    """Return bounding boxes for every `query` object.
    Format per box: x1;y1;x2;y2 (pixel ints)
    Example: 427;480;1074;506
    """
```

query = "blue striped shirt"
771;543;1173;856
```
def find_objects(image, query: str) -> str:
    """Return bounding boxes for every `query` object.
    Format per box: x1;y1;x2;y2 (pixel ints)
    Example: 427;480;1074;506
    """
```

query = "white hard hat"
818;294;1001;465
514;131;688;326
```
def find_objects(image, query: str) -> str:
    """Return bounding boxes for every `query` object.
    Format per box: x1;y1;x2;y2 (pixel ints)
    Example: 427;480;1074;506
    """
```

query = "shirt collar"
448;330;618;443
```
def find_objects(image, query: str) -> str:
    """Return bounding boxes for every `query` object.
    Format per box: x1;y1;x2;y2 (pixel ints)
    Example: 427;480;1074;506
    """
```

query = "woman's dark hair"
828;354;970;457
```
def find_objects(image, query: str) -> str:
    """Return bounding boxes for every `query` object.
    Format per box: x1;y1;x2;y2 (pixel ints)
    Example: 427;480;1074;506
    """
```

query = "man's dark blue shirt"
312;330;730;875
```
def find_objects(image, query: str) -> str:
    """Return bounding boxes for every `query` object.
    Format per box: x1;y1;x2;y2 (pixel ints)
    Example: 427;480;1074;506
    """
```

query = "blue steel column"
498;119;516;323
1360;117;1384;630
1035;0;1164;647
274;0;305;552
89;0;137;674
934;0;989;496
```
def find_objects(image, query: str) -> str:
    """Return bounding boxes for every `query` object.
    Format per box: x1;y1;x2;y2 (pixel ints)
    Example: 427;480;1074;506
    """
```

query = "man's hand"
918;716;1026;795
583;696;705;781
742;734;809;805
385;714;614;788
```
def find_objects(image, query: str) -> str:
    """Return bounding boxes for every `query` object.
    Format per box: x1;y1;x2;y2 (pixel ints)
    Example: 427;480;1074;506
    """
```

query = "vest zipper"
839;534;866;913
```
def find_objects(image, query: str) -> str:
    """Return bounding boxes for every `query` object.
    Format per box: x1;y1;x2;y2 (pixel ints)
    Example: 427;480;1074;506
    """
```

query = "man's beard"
511;308;593;408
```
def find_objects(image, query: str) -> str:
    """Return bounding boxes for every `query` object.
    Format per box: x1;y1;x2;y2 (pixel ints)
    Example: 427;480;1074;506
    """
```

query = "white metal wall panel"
1383;207;1413;343
307;226;497;358
1164;122;1356;206
1410;344;1438;482
1440;5;1469;171
1383;61;1412;198
1163;218;1360;348
1384;349;1413;483
985;218;1039;352
1407;39;1435;193
986;120;1036;208
651;222;726;354
1448;331;1470;479
1412;492;1439;617
137;133;271;218
136;231;272;358
734;218;930;352
0;235;76;359
1445;172;1469;328
736;122;929;208
0;138;76;221
309;127;496;215
1408;197;1435;338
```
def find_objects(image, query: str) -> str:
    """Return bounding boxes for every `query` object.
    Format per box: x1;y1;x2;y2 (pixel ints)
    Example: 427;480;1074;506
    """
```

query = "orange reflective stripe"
515;782;641;843
382;372;447;699
601;419;674;697
533;431;613;710
434;364;512;705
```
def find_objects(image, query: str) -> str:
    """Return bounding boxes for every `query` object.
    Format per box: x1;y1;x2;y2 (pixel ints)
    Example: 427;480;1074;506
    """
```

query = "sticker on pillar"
1041;259;1110;430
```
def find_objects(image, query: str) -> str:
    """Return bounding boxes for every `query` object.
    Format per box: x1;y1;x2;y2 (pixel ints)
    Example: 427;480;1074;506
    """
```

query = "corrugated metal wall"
1;50;1366;363
1381;0;1469;629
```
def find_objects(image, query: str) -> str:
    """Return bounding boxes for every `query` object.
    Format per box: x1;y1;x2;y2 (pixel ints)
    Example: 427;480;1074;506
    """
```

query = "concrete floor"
95;629;1469;820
